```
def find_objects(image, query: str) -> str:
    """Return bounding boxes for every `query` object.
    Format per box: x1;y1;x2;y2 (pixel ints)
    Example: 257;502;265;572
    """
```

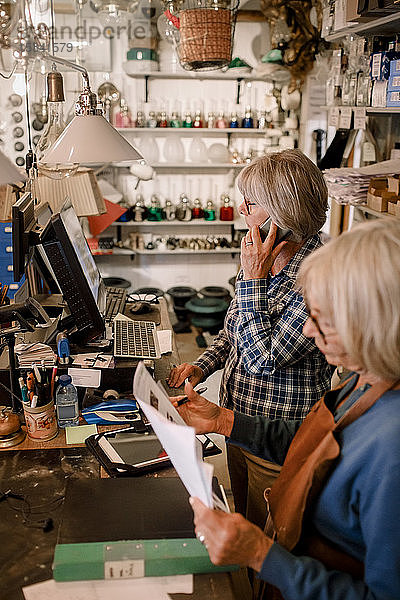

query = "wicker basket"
178;4;238;71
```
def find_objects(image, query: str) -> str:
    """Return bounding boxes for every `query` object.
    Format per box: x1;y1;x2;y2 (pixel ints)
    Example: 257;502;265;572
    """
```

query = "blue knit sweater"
229;388;400;600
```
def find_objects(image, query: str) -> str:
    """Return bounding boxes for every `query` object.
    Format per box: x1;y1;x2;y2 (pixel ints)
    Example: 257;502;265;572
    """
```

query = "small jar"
164;198;176;221
204;199;216;221
215;111;227;129
206;112;215;128
170;111;181;127
183;112;193;128
147;194;164;221
193;110;203;128
242;106;254;128
133;194;146;222
219;194;234;221
147;111;158;128
158;110;168;128
175;194;192;221
192;197;204;218
135;110;146;128
229;112;239;128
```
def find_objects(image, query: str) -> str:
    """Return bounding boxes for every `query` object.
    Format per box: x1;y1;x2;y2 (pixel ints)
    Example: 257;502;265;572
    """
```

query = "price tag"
339;107;352;129
328;107;340;128
354;107;367;130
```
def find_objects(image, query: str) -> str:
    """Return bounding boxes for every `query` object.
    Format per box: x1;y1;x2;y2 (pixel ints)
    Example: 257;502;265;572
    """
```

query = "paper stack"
324;158;400;206
15;343;57;368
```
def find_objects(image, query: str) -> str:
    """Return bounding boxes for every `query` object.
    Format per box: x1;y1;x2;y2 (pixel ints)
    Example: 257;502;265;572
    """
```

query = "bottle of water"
56;374;79;427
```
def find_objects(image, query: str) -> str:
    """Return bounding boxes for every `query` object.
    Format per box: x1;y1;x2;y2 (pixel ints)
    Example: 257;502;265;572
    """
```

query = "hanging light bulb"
92;0;139;27
37;69;79;180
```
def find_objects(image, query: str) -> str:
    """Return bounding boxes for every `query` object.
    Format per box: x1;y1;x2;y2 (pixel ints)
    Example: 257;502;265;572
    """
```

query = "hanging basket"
177;0;239;71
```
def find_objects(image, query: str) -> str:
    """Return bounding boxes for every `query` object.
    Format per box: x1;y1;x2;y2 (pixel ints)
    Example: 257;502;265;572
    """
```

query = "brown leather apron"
258;377;398;600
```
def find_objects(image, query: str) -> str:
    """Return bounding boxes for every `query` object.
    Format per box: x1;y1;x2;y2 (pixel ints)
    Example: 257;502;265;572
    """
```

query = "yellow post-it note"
65;424;98;445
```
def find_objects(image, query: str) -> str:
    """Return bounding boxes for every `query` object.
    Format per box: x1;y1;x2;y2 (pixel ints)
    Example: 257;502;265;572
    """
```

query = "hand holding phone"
259;217;292;247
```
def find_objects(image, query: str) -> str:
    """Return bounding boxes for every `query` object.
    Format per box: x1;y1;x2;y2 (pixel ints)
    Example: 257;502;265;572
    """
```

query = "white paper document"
133;362;214;508
156;330;172;354
23;574;193;600
68;367;101;388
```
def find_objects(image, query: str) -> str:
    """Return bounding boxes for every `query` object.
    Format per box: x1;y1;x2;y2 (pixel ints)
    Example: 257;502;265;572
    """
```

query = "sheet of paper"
71;354;114;369
137;400;213;508
23;574;193;600
68;367;101;388
65;424;98;445
156;330;172;354
133;361;186;426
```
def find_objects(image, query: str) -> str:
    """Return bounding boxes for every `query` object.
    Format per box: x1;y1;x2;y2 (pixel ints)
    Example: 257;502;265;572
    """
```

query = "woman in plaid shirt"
168;149;333;529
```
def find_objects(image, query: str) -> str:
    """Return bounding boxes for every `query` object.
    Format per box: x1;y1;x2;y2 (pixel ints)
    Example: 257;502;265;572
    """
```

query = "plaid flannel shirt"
194;234;332;420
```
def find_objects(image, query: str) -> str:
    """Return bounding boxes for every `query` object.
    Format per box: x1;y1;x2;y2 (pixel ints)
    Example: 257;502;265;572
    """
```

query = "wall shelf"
321;106;400;114
355;204;397;218
112;220;237;227
116;128;268;136
133;248;241;255
325;14;400;42
113;162;245;169
123;70;264;82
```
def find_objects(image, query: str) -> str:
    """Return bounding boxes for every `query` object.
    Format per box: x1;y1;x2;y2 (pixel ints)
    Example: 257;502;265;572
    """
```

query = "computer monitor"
40;200;106;343
12;192;36;282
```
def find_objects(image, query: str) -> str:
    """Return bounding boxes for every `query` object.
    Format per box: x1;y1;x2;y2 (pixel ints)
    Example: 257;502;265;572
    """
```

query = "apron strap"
335;378;400;432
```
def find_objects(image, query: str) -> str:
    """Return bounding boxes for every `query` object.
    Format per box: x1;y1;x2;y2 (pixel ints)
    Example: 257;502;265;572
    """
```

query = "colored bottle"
242;106;254;128
229;112;239;128
191;197;203;218
170;111;181;127
183;111;193;127
158;110;168;128
147;194;164;221
193;110;203;128
147;111;158;128
206;112;215;128
204;199;216;221
215;111;227;129
219;194;234;221
135;110;146;128
56;375;79;428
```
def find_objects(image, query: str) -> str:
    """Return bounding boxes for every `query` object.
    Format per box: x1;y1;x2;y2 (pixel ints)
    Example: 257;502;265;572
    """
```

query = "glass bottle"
163;198;176;220
183;111;193;127
257;111;267;129
242;106;254;128
175;193;192;221
56;375;79;428
204;199;216;221
158;110;168;127
163;133;185;162
114;98;132;128
191;197;203;218
215;111;227;129
133;194;146;222
135;110;146;127
193;110;203;128
229;112;239;128
170;111;181;127
206;112;215;128
147;110;158;128
219;194;234;221
147;194;164;221
188;137;208;163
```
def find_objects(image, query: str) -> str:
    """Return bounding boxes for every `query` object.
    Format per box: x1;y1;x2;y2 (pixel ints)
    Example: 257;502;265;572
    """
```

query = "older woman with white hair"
168;150;333;528
173;218;400;600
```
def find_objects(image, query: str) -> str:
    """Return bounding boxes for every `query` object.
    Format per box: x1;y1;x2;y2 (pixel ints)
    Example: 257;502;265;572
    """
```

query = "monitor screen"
39;200;106;343
59;202;100;304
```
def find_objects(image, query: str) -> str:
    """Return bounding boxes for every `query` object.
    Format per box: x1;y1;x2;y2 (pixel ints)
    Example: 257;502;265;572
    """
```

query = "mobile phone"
259;217;292;247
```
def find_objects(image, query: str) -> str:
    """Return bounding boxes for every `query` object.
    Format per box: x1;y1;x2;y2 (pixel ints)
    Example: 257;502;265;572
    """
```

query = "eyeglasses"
242;197;257;216
304;299;327;343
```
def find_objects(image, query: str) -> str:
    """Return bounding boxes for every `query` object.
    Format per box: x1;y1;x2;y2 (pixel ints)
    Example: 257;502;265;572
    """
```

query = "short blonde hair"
237;149;328;240
297;219;400;381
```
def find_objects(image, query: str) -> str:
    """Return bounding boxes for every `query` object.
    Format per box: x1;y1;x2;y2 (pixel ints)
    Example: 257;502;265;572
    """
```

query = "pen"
50;366;57;399
176;386;207;407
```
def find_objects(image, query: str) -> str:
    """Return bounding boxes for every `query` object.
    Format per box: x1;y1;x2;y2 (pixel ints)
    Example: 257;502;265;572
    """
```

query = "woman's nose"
238;200;247;216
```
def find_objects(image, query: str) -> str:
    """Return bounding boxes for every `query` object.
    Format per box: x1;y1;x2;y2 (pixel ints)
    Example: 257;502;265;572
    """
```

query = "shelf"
321;106;400;114
113;162;245;169
123;70;264;82
355;204;397;218
116;128;268;136
92;248;135;256
133;248;241;255
112;219;237;227
325;14;400;41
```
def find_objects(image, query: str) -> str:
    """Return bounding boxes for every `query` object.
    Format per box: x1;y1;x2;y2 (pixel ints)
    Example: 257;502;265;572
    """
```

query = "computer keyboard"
105;287;127;324
113;319;161;359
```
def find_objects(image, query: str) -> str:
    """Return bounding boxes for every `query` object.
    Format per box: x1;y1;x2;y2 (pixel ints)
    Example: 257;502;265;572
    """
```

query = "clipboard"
86;422;222;478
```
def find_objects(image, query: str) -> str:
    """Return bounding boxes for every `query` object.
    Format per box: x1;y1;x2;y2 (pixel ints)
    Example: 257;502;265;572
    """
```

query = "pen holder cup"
23;400;58;441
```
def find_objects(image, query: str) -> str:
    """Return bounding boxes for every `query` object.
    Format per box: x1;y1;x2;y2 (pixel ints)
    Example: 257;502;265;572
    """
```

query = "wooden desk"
0;298;243;600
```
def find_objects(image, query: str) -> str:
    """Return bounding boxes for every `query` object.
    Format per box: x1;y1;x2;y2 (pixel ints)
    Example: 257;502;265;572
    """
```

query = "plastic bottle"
56;374;79;428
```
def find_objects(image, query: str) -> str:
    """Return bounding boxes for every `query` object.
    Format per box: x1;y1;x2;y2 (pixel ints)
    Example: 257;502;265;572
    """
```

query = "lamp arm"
40;51;91;90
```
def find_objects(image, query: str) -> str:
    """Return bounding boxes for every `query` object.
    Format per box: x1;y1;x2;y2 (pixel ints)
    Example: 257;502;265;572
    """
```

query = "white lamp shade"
41;114;143;164
0;150;27;185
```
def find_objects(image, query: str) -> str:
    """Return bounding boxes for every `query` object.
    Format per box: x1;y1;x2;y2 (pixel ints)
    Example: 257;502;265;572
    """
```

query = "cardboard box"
368;178;387;195
388;199;399;215
390;59;400;76
388;176;400;194
367;192;388;212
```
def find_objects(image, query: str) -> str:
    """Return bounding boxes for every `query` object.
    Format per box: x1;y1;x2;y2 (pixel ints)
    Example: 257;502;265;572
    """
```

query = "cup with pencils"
20;364;58;441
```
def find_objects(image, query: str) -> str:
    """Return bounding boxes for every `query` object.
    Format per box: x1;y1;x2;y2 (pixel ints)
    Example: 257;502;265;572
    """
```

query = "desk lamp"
40;53;143;169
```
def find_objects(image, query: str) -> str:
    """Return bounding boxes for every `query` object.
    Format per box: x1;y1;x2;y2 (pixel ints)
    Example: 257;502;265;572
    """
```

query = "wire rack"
177;0;239;71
